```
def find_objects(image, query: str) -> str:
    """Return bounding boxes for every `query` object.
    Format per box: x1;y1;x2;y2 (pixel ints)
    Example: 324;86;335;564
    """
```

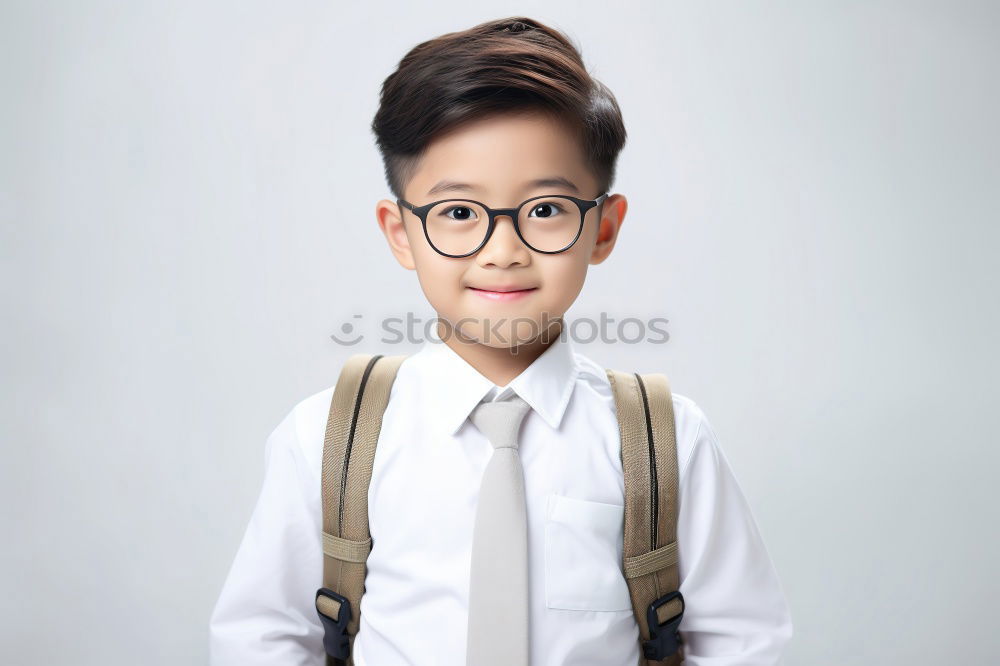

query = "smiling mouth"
467;286;538;301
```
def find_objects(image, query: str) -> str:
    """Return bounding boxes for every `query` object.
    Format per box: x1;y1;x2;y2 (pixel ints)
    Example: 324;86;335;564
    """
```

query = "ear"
589;193;627;265
376;199;416;270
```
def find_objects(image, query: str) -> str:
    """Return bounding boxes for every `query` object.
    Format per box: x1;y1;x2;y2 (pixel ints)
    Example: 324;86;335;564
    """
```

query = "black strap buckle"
315;587;352;660
643;590;685;660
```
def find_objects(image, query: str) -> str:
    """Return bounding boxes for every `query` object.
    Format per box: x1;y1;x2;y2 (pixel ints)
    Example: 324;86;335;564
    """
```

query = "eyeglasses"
396;192;609;258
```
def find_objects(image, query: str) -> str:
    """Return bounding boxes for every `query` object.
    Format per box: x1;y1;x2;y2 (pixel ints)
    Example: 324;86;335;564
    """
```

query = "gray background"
2;1;998;664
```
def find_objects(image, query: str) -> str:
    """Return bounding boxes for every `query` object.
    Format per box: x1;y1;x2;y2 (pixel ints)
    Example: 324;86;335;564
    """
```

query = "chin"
496;319;555;348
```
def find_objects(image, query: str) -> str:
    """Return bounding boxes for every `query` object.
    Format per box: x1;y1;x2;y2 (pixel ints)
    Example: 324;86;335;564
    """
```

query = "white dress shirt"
209;333;793;665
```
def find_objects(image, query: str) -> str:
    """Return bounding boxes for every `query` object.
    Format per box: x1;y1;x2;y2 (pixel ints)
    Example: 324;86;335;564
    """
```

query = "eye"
442;205;479;221
528;201;566;219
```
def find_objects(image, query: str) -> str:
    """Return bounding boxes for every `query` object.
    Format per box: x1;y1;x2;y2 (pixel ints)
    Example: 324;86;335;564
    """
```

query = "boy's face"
376;110;627;350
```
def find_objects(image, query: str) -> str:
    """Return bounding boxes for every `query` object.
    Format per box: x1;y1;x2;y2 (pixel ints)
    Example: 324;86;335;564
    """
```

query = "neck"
436;318;563;387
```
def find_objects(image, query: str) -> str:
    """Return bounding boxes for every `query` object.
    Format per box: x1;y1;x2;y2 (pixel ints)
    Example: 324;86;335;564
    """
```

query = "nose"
476;214;530;267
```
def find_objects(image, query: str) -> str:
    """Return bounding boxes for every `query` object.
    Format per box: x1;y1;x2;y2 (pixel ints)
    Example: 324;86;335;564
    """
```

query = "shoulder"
572;350;716;481
269;353;419;486
268;384;335;486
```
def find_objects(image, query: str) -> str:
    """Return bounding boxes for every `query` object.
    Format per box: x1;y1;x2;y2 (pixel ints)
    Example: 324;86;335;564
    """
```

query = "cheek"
411;251;467;310
539;256;589;306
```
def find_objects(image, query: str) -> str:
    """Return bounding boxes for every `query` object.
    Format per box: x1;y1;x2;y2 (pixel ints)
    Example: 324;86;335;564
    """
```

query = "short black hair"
371;16;627;199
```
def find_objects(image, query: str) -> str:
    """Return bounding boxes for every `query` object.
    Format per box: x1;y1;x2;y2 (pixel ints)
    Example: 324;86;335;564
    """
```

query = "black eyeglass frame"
396;192;609;258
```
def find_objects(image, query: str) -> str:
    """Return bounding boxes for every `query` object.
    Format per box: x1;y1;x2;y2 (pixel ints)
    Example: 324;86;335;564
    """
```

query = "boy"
209;16;793;666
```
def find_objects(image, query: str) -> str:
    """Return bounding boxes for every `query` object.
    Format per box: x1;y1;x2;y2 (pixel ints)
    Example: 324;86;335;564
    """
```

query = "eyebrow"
426;176;580;197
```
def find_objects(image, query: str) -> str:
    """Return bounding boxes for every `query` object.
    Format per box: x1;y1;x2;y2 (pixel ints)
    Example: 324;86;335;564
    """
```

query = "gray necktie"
465;393;533;666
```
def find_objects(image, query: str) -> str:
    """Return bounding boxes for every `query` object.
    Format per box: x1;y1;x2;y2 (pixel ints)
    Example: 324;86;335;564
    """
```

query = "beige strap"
606;369;684;666
322;532;372;563
624;541;679;579
317;353;407;666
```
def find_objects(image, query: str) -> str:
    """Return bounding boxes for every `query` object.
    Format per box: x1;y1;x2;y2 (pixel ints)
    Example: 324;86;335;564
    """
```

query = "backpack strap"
606;369;685;665
315;353;407;666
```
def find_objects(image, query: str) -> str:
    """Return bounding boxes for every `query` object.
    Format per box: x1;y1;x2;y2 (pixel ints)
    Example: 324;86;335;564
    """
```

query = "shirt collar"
412;332;580;437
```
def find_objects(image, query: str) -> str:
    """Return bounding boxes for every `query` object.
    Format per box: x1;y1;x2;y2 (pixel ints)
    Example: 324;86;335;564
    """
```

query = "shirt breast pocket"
543;493;632;612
